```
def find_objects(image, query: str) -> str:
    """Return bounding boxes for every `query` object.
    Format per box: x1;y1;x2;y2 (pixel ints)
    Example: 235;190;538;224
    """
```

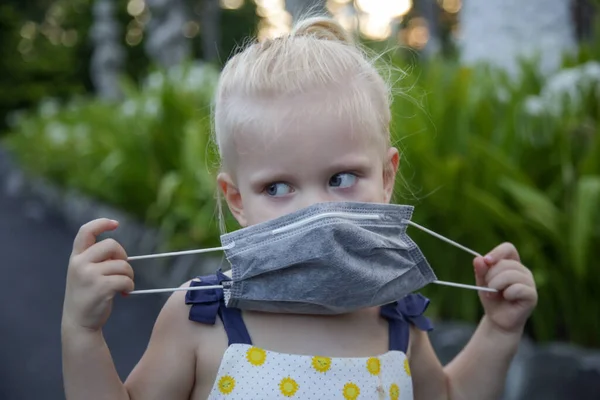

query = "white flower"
582;61;600;81
143;98;161;115
524;96;545;116
39;99;60;118
496;87;510;103
45;122;69;145
524;61;600;116
121;100;137;117
146;71;165;90
184;63;209;88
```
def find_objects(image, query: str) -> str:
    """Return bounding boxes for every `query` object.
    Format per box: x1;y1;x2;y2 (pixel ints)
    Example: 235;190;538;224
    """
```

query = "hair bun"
291;16;354;45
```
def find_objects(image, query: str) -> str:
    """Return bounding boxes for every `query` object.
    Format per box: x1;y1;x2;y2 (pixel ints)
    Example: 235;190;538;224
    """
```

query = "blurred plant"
4;56;600;347
0;0;93;133
5;63;226;250
388;56;600;347
0;0;258;133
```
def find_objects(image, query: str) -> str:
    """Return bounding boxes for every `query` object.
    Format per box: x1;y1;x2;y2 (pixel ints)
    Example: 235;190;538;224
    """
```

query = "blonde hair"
212;16;394;232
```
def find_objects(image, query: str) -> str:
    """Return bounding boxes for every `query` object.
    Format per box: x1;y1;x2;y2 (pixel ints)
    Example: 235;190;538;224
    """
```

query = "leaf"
569;176;600;278
464;185;525;233
469;137;533;185
499;178;561;240
156;172;181;212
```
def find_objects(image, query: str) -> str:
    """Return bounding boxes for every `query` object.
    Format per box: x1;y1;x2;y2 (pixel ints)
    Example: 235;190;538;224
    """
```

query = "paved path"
0;190;166;399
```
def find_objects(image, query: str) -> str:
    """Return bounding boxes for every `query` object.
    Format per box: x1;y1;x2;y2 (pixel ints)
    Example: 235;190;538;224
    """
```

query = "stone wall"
1;146;598;399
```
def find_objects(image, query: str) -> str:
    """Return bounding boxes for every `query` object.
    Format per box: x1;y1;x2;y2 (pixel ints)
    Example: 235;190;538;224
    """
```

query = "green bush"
5;63;227;250
389;57;600;347
4;58;600;347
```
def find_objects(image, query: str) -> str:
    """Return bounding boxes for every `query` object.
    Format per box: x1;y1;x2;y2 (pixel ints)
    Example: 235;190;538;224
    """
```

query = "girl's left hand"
474;242;538;334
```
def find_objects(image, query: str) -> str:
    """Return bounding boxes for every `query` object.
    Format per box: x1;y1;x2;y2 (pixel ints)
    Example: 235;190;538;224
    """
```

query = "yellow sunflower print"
366;357;381;376
280;377;299;397
311;356;332;373
404;358;411;377
342;382;360;400
218;375;235;394
246;347;267;366
390;383;400;400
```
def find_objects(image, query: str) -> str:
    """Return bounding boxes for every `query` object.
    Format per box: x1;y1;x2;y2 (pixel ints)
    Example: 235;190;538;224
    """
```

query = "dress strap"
380;293;434;353
185;272;253;346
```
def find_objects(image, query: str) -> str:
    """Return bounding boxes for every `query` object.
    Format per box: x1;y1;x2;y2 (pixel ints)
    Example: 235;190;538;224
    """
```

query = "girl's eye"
329;173;357;189
265;182;292;197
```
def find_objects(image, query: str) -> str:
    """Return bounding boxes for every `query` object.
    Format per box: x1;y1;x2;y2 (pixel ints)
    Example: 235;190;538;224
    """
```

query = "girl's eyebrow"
248;170;296;187
325;155;373;172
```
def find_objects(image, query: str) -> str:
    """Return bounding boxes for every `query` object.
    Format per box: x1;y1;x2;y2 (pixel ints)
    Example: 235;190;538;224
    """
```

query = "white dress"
185;273;432;400
207;344;413;399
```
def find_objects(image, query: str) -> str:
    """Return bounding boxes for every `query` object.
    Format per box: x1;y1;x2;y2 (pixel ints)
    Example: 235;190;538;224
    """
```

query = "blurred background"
0;0;599;399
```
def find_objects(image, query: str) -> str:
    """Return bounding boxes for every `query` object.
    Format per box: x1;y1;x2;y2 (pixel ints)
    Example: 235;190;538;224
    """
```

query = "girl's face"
218;104;399;227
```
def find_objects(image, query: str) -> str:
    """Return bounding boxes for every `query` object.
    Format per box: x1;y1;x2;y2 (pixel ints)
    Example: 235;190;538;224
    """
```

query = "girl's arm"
124;287;198;399
62;220;199;400
409;243;537;400
62;285;197;400
409;318;520;400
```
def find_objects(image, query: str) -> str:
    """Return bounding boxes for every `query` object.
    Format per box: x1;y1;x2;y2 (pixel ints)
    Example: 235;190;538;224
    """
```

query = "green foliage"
388;56;600;346
0;0;259;133
0;0;93;133
5;63;227;250
5;56;600;347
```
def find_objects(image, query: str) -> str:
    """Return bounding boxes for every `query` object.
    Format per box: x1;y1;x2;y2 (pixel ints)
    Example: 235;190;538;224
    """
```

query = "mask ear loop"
125;221;498;295
403;220;497;293
127;242;235;261
125;243;234;295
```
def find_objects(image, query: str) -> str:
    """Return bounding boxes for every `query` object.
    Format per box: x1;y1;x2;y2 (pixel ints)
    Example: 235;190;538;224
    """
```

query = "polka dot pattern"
207;344;413;399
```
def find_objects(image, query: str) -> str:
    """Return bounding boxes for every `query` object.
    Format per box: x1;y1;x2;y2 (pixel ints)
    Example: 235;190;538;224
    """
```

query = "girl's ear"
383;147;400;203
217;172;248;227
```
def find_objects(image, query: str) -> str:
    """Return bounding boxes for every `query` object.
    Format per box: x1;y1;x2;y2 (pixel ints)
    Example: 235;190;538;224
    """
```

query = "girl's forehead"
229;117;384;181
232;110;378;158
217;88;388;172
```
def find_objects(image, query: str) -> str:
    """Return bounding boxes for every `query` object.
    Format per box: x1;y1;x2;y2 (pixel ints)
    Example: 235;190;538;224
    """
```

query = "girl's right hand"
62;218;134;332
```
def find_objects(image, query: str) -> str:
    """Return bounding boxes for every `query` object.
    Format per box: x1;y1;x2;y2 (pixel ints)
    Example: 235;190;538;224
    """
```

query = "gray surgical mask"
127;202;497;310
218;202;436;314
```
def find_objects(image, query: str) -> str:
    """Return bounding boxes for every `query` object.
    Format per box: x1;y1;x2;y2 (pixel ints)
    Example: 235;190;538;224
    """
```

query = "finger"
485;260;532;283
82;238;128;263
487;270;533;292
473;256;489;288
483;242;520;265
503;283;538;303
96;260;134;281
100;275;135;296
72;219;119;256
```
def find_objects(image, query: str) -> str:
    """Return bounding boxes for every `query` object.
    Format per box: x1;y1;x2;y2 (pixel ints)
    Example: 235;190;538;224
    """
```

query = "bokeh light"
359;13;392;41
401;17;429;49
355;0;411;19
441;0;461;13
183;21;200;38
127;0;145;17
255;0;291;40
220;0;245;10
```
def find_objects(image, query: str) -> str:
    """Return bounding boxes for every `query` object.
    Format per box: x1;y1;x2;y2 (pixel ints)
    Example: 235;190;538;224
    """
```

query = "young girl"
61;16;538;399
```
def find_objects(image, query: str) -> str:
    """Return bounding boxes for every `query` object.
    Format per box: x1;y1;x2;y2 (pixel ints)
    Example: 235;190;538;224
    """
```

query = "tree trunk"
145;0;191;69
199;0;221;63
416;0;441;58
90;0;125;100
459;0;576;77
285;0;328;23
573;0;595;42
